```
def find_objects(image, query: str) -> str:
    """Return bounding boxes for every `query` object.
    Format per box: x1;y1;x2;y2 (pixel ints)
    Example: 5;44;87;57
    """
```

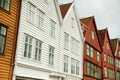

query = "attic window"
106;42;109;50
71;18;75;28
91;31;94;40
119;51;120;57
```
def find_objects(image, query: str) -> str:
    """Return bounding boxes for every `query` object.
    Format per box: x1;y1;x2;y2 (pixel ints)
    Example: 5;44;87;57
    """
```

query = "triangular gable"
80;16;102;51
110;38;118;54
60;2;72;19
97;29;106;47
98;28;114;56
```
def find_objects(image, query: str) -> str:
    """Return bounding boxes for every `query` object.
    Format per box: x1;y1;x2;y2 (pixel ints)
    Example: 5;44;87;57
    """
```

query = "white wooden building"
12;0;63;80
59;2;84;80
12;0;84;80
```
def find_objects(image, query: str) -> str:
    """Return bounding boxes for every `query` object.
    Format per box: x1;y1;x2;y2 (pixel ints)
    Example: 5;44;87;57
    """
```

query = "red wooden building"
80;16;102;80
111;38;120;80
98;28;115;80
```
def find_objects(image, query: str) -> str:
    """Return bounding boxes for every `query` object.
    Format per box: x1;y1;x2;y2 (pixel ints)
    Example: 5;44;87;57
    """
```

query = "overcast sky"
59;0;120;39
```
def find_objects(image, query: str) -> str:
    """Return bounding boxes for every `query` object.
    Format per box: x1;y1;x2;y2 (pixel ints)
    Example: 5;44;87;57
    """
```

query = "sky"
58;0;120;39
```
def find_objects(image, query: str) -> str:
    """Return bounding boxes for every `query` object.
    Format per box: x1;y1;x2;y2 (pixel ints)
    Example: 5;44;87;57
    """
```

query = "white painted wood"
13;0;84;80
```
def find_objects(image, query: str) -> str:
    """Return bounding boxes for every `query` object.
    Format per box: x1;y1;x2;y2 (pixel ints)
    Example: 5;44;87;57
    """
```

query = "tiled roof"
110;38;118;53
97;29;106;46
60;2;72;18
80;16;93;27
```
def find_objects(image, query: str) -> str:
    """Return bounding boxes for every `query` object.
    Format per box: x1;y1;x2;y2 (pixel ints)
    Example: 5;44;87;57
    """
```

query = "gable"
116;42;120;57
103;30;114;56
62;4;82;41
85;18;101;51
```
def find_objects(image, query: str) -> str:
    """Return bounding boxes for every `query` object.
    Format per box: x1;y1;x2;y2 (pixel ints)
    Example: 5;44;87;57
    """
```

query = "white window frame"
64;55;68;72
64;33;69;50
34;40;42;61
91;31;94;40
28;2;35;24
76;60;79;75
97;52;100;62
37;10;44;29
49;46;54;65
24;35;33;58
71;17;75;28
104;67;107;77
71;58;75;74
50;20;55;38
104;54;106;62
0;0;11;11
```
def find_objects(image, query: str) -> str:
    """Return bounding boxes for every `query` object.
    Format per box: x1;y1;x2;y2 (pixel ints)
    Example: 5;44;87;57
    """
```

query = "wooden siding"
0;0;21;80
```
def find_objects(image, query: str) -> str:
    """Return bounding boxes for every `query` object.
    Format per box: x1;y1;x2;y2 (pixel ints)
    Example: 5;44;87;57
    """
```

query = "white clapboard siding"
59;3;84;79
13;0;61;79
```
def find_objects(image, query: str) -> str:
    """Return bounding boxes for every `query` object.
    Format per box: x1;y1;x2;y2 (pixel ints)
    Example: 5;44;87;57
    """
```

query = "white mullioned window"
97;52;100;62
64;55;68;72
24;35;33;58
71;58;75;74
91;31;94;40
76;60;79;75
104;54;106;62
104;67;107;77
49;46;54;65
119;51;120;57
86;44;90;56
71;37;79;54
37;10;44;29
71;17;75;28
28;2;35;24
34;40;42;61
50;20;55;37
64;33;69;49
90;47;94;58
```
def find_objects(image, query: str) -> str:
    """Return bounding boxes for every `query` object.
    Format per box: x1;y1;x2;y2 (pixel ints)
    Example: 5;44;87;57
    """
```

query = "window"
64;33;69;49
118;51;120;57
71;58;75;74
50;20;55;37
117;72;120;80
0;24;7;54
71;37;76;53
76;60;79;75
97;52;100;62
0;0;10;11
108;68;114;79
24;35;33;58
49;46;54;65
104;54;106;62
90;47;93;58
86;61;100;78
91;31;94;40
64;55;68;72
86;44;90;56
34;40;42;61
86;44;94;58
106;42;109;50
71;18;74;28
28;3;35;24
87;62;90;75
116;59;118;68
104;67;107;77
37;10;44;29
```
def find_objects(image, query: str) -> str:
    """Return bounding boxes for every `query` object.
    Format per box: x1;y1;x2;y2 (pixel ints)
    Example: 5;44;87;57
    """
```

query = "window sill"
0;7;10;14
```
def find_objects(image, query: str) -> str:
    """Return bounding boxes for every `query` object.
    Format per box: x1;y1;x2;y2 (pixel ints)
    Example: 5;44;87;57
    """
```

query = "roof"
60;2;72;18
97;29;106;46
110;38;118;53
80;16;93;27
